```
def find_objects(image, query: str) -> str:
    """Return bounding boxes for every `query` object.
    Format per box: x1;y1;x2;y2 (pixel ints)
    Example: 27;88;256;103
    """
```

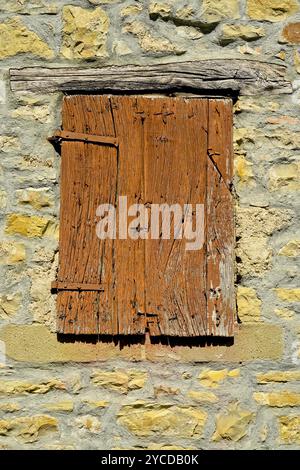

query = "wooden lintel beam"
9;59;292;96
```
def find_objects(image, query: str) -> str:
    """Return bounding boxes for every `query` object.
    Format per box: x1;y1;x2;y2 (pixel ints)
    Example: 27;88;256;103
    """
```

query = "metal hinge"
48;130;118;147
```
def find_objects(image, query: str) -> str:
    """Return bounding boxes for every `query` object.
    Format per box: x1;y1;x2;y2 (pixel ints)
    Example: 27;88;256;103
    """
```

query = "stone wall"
0;0;300;450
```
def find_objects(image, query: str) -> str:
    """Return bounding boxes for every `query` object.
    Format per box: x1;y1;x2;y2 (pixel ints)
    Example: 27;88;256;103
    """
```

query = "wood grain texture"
109;96;146;335
51;282;105;291
57;96;117;334
207;99;233;188
10;60;291;95
206;99;235;337
141;97;208;336
54;95;235;336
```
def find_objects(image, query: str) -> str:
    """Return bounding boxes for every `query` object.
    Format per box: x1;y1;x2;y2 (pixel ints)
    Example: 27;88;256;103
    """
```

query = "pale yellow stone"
201;0;240;23
235;154;255;185
46;444;75;450
154;385;180;397
199;369;228;387
233;97;279;113
234;126;257;146
187;390;218;403
254;391;300;406
233;100;254;114
279;240;300;257
16;415;57;443
269;163;300;191
124;21;185;54
16;188;53;210
228;369;241;378
44;222;59;239
269;129;300;150
295;50;300;73
247;0;299;22
213;403;254;441
64;372;82;394
121;4;143;17
76;415;101;433
19;155;55;174
91;369;147;394
0;242;26;265
0;293;22;319
238;44;261;55
43;401;74;412
0;136;20;152
176;26;203;40
112;40;133;56
275;288;300;302
275;308;295;319
0;415;58;442
117;402;207;438
5;214;53;238
0;18;53;59
257;370;300;384
176;6;194;19
0;190;7;209
275;50;286;61
279;416;300;443
61;6;109;60
260;425;268;442
12;105;50;124
0;1;57;14
236;207;291;277
26;263;56;329
0;379;65;395
0;419;11;435
89;0;118;3
82;399;109;409
147;444;194;450
220;24;265;44
32;247;55;264
198;368;240;388
0;403;20;412
148;3;196;24
149;2;171;18
237;287;261;323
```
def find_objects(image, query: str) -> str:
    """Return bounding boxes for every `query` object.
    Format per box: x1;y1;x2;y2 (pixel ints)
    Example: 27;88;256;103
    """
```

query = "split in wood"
51;281;105;292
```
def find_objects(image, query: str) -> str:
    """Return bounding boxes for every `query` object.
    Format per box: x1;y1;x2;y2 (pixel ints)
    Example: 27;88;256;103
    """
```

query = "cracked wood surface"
10;60;291;95
207;99;235;336
143;97;208;336
55;95;234;336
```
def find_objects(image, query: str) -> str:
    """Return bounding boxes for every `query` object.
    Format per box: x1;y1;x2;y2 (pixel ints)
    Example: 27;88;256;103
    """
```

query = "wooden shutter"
52;95;234;337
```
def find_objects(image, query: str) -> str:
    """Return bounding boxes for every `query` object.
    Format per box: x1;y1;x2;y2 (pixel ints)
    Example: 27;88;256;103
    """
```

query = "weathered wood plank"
207;99;233;188
206;99;235;337
109;96;146;335
143;97;208;337
56;95;118;335
10;60;291;95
